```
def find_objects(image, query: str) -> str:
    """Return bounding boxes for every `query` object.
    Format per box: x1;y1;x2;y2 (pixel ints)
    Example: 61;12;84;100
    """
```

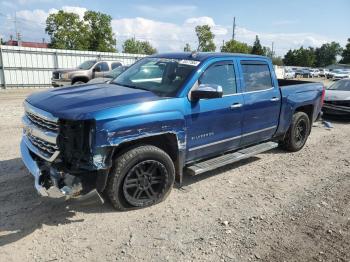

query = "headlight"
61;73;69;79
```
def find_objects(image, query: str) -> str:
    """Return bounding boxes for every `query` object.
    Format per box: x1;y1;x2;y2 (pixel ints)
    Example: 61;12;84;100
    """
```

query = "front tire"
280;112;311;152
106;145;175;210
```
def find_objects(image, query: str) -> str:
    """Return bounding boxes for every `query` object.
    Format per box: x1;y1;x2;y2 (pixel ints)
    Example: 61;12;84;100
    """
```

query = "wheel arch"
294;104;314;129
108;132;185;186
72;76;89;84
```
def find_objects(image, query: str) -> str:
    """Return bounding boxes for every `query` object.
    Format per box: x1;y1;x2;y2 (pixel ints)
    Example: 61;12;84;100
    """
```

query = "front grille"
26;111;59;132
23;102;60;161
28;134;59;156
52;72;60;79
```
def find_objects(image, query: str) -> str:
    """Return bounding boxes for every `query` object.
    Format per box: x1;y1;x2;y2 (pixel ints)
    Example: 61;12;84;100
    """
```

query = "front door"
186;60;244;161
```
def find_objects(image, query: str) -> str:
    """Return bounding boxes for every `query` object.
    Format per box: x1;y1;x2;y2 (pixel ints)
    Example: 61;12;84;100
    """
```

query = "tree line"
45;9;350;66
45;10;157;55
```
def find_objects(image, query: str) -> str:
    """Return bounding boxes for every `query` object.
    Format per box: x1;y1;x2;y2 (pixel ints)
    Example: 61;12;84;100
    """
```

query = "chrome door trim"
188;125;277;152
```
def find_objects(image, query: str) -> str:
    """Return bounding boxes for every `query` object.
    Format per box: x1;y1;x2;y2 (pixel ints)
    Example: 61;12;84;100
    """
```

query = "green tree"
195;25;216;52
272;56;284;66
283;49;296;66
251;35;264;55
140;41;157;55
314;42;342;67
221;39;251;53
283;47;316;67
340;38;350;64
84;11;116;52
184;43;192;52
46;10;89;50
122;38;157;55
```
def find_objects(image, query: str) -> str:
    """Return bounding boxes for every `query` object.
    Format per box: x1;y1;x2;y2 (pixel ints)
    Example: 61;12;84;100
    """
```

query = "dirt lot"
0;88;349;262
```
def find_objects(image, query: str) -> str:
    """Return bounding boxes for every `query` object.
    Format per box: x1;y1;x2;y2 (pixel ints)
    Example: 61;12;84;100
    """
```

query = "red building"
5;40;49;48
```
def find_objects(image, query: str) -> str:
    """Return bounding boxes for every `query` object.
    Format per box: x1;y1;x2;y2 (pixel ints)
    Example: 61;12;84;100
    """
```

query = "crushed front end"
20;101;113;200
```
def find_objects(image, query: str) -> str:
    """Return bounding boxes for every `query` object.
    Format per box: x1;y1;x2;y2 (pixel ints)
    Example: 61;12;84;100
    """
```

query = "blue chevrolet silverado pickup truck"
21;52;325;210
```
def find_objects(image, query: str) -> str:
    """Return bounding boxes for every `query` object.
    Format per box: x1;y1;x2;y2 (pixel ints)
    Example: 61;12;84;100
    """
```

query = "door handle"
230;103;242;109
270;97;280;102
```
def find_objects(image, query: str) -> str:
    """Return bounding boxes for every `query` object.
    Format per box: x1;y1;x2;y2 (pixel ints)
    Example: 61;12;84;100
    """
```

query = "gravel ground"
0;89;349;262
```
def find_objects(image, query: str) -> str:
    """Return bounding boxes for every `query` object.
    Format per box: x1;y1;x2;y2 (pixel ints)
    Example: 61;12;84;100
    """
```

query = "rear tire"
280;112;311;152
106;145;175;210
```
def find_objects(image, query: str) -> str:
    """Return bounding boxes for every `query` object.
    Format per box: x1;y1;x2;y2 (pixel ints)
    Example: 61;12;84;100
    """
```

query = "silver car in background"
323;79;350;116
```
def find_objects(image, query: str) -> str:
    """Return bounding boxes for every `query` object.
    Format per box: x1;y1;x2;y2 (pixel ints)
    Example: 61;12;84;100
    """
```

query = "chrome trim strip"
22;116;58;144
241;126;277;138
188;125;277;152
189;135;241;152
24;101;58;123
22;135;60;162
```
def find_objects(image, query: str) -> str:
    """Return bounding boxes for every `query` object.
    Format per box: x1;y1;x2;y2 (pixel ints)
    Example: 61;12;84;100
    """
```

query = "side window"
241;62;273;92
199;62;236;95
96;62;110;72
111;62;122;69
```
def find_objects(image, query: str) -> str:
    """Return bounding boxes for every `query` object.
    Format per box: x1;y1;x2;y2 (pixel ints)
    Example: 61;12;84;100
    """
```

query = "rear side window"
241;62;273;92
111;62;122;69
96;62;110;72
199;62;237;95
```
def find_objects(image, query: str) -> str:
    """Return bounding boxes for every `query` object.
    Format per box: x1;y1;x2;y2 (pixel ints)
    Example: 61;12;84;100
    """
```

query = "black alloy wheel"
123;160;168;207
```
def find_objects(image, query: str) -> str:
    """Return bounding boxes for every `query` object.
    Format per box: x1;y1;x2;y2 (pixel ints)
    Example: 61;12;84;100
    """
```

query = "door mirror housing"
191;84;223;100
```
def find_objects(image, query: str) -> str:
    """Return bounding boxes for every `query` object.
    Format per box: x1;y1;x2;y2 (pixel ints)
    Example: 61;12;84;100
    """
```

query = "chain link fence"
0;45;146;89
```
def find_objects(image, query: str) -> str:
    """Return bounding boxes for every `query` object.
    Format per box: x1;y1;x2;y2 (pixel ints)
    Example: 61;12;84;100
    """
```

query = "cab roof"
150;52;268;62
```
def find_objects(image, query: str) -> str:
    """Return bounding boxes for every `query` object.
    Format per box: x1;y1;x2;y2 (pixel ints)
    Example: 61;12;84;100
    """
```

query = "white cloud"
5;6;344;55
234;27;332;54
134;4;197;16
112;16;228;51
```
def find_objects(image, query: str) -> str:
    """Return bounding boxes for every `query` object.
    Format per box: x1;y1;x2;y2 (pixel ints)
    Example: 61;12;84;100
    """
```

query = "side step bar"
186;142;278;176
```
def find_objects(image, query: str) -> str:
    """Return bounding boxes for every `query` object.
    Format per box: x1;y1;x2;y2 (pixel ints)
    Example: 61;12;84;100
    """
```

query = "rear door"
238;59;281;146
186;59;244;161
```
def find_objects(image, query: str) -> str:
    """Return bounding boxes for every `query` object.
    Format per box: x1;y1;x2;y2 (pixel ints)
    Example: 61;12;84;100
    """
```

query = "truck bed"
278;79;314;87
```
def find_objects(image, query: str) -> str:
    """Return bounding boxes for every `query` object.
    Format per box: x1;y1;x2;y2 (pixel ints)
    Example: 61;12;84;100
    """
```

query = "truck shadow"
0;157;115;247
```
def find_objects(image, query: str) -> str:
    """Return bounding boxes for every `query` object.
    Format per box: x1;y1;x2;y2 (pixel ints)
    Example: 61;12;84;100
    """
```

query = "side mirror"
94;66;101;72
191;84;223;100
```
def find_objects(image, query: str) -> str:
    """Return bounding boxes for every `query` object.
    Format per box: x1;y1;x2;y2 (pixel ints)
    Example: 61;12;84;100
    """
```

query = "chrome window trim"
188;125;277;152
222;87;275;97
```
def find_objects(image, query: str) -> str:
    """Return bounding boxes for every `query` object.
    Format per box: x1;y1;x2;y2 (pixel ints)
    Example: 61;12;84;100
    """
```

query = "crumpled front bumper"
20;138;66;198
21;138;104;203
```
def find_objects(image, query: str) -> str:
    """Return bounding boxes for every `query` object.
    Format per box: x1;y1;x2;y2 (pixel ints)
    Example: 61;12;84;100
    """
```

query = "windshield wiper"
112;82;151;92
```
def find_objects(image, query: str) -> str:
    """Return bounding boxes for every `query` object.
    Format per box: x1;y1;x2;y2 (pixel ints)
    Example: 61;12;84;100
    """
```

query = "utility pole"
232;17;236;41
271;42;274;58
14;13;18;41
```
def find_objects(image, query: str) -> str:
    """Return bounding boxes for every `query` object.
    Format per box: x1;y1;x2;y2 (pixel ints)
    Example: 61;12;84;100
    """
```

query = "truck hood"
53;68;82;74
26;84;162;120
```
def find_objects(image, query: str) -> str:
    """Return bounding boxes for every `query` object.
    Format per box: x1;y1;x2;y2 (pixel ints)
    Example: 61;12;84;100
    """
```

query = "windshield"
106;66;127;78
328;80;350;91
78;60;96;70
111;57;198;97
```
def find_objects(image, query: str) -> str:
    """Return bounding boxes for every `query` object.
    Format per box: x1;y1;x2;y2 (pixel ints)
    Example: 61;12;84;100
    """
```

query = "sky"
0;0;349;55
